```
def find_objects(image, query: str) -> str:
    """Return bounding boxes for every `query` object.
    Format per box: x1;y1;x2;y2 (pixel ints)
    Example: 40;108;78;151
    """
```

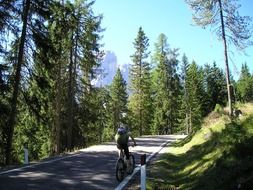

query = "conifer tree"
0;0;104;164
77;2;104;147
0;60;11;164
152;33;180;134
180;54;190;134
186;0;253;115
1;0;52;165
236;63;253;102
186;61;205;133
129;27;152;136
47;1;71;154
203;62;227;113
0;0;15;55
109;68;128;131
4;0;31;165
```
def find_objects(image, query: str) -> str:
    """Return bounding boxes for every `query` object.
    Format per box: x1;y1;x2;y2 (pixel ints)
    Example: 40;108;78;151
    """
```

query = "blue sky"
93;0;253;80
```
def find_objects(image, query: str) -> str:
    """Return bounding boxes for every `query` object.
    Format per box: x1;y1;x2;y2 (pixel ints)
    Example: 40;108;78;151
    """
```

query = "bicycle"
115;144;135;182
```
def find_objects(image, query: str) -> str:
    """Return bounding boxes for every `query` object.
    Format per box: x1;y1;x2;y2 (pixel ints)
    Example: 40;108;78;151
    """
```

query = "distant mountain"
118;62;129;84
94;51;129;86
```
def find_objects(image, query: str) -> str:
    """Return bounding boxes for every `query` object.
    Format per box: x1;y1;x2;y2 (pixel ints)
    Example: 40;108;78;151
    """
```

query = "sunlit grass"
148;103;253;190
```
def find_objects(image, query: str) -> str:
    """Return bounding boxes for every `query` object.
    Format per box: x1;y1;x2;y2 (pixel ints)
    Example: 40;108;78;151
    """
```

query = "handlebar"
129;142;137;147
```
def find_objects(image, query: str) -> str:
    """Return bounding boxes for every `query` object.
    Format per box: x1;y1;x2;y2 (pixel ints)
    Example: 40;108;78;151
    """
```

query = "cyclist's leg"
117;144;122;157
122;143;130;159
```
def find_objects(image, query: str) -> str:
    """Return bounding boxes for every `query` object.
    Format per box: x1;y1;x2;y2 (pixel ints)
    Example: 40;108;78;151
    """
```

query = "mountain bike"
115;144;135;182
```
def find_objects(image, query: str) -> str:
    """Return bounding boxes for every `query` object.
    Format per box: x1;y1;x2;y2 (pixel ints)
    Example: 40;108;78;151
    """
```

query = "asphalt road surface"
0;135;185;190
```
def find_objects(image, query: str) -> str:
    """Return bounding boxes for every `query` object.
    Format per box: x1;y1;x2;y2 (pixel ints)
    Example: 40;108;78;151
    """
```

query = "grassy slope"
148;103;253;190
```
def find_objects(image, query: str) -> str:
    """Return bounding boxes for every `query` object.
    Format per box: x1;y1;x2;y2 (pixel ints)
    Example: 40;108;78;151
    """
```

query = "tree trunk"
67;33;74;151
186;113;189;135
66;29;78;150
139;104;142;136
218;0;232;116
139;60;142;136
5;0;30;165
189;108;192;134
54;56;63;154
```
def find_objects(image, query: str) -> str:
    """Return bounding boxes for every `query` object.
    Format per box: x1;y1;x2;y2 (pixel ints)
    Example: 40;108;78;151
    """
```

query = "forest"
1;0;253;166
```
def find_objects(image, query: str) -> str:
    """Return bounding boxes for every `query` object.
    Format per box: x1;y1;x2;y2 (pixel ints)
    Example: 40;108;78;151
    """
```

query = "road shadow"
0;135;182;190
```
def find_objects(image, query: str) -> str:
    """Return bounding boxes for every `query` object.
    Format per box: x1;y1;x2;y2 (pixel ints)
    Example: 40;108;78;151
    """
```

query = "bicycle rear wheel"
116;158;125;182
127;154;135;174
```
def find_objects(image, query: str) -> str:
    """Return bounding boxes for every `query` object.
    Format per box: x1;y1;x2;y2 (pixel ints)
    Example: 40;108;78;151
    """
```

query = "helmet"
117;126;126;135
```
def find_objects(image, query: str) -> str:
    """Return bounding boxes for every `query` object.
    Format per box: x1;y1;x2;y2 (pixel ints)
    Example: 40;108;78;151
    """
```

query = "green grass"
148;103;253;190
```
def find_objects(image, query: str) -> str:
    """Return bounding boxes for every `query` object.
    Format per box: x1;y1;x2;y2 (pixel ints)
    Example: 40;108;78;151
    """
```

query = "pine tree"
236;63;253;102
203;62;227;113
17;34;54;161
129;27;152;136
96;87;110;143
152;34;180;134
47;0;103;153
186;61;205;133
109;68;128;131
0;0;104;164
0;0;15;55
0;61;11;164
168;49;181;134
77;2;104;147
47;1;71;154
1;0;52;165
5;0;31;165
185;0;253;116
180;54;190;134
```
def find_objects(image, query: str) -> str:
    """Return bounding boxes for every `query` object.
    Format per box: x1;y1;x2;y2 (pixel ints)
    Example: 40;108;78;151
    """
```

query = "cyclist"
115;124;137;166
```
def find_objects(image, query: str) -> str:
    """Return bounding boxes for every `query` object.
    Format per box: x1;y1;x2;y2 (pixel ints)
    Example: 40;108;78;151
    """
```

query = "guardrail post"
141;154;146;190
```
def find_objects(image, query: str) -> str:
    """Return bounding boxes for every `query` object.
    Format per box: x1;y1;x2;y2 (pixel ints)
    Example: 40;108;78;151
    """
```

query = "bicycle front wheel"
116;158;125;182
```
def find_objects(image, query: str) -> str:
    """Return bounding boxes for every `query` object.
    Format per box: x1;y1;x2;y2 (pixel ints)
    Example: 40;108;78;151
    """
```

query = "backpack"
117;127;126;135
115;127;128;145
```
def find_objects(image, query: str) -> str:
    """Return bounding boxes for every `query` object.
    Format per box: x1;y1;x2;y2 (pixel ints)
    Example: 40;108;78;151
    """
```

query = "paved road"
0;135;185;190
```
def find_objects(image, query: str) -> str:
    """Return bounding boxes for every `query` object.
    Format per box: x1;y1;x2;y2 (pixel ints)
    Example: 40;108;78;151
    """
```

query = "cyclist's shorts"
117;143;128;150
